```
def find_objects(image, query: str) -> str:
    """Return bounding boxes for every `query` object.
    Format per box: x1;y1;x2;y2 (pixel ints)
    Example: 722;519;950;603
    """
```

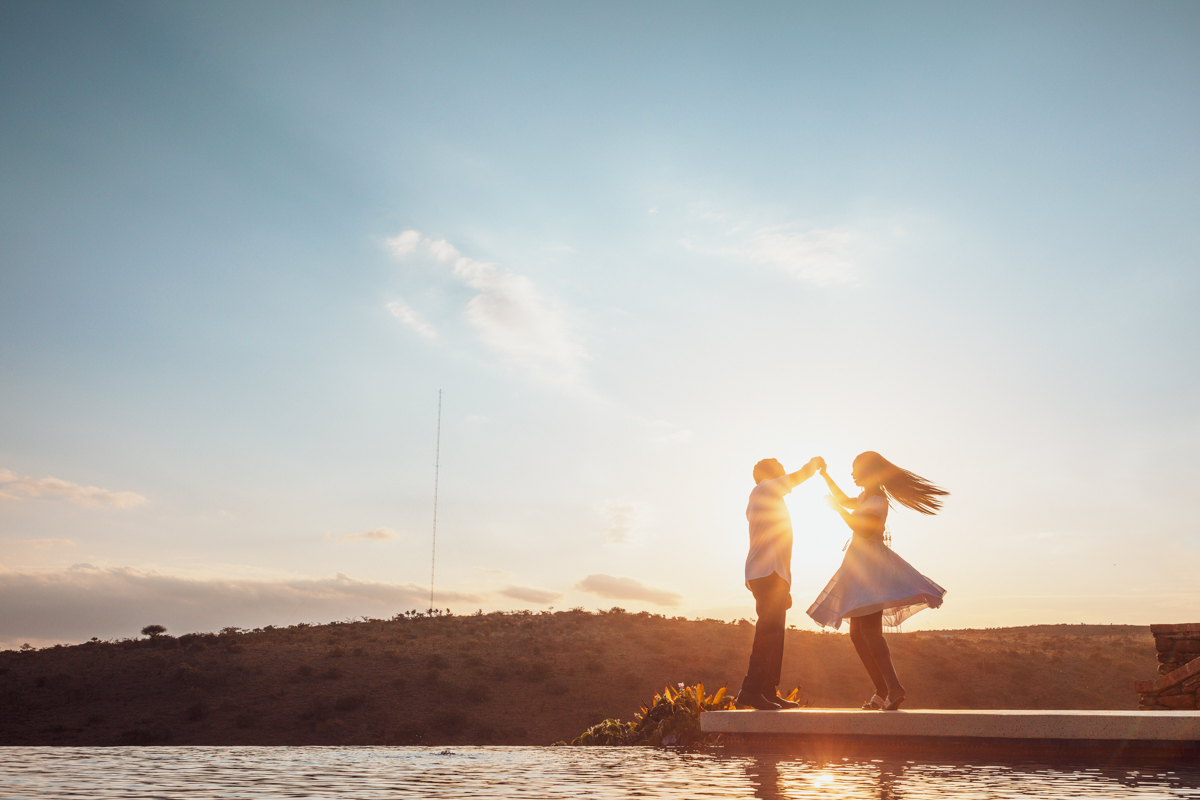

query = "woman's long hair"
855;451;948;515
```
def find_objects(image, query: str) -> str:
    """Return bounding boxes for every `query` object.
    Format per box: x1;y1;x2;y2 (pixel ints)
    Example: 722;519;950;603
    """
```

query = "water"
1;747;1199;799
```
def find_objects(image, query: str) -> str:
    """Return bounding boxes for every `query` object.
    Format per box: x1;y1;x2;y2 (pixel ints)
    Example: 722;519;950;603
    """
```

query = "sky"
2;1;1199;650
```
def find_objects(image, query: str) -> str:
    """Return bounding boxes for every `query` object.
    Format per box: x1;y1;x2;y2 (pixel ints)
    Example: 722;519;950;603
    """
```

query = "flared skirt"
806;537;946;630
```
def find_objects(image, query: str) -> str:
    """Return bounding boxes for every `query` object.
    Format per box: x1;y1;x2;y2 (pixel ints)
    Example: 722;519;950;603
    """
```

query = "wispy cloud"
0;469;147;509
574;573;682;606
386;229;422;257
0;565;482;644
498;584;562;604
386;299;436;339
602;502;637;545
648;419;692;445
682;220;878;285
385;230;589;393
324;528;398;543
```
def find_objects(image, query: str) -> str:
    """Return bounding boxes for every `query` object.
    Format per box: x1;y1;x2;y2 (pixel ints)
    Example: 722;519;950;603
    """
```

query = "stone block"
1178;640;1200;654
1158;693;1197;709
1141;654;1200;694
1159;685;1184;697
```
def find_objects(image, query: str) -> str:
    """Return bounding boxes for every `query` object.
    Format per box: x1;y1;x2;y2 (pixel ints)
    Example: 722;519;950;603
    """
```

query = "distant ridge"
0;612;1154;746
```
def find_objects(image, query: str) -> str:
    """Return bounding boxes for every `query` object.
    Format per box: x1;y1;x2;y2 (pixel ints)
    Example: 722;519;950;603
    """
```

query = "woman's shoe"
861;694;885;710
882;694;906;711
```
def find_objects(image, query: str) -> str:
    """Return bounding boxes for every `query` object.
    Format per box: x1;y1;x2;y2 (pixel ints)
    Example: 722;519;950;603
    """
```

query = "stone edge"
701;709;1200;741
1151;623;1200;635
717;732;1200;761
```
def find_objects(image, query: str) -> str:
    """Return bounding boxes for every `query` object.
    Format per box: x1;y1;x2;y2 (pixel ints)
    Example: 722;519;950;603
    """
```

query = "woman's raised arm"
820;467;858;509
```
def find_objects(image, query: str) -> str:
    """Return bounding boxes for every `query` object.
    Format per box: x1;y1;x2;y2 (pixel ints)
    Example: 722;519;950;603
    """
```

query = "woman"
806;451;947;711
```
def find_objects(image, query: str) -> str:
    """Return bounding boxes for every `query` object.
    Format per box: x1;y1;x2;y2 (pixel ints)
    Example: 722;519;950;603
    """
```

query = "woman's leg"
848;614;888;697
859;611;904;698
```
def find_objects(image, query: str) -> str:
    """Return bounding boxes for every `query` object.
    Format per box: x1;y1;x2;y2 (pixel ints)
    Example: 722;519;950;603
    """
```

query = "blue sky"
2;1;1199;648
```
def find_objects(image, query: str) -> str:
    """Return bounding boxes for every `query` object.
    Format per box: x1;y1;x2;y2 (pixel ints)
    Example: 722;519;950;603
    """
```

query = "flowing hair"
854;451;948;515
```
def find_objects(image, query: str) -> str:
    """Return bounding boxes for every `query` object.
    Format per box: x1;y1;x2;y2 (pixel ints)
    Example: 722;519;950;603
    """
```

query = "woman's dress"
806;494;946;630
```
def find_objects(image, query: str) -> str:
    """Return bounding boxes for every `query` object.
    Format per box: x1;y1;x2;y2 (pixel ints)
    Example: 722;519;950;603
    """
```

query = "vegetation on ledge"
567;683;806;747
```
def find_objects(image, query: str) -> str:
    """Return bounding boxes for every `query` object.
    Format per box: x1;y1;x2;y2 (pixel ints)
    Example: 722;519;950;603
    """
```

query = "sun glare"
811;771;836;788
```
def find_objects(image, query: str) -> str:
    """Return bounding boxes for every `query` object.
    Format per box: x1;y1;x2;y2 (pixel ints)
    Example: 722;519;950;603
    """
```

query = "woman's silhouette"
807;451;947;711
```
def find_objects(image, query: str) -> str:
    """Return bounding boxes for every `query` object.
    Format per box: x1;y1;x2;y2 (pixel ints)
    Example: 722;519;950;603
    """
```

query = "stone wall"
1136;623;1200;710
1155;623;1200;675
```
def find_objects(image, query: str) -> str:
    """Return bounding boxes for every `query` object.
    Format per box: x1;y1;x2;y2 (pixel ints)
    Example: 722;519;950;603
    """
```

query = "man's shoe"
771;693;801;709
734;690;781;710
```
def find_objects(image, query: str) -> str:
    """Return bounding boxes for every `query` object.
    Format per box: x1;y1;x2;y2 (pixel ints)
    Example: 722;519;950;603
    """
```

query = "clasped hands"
803;456;844;513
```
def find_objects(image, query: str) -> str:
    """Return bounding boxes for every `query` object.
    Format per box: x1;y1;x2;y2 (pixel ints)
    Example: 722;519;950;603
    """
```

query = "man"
736;455;824;710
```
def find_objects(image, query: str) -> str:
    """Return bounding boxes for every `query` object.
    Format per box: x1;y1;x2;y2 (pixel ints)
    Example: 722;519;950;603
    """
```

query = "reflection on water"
1;747;1199;799
742;756;1200;800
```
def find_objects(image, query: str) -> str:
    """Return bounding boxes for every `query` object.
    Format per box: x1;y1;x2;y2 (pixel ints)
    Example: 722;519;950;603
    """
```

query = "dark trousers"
742;572;790;696
848;610;904;697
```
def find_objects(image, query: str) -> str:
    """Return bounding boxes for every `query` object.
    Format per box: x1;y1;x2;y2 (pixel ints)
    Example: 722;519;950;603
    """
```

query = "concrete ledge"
702;709;1200;761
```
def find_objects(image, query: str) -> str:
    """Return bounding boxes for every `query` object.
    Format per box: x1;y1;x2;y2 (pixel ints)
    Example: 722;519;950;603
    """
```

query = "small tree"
141;624;167;639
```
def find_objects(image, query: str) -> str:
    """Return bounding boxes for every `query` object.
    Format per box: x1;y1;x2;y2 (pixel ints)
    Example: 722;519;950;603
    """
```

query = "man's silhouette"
736;456;823;710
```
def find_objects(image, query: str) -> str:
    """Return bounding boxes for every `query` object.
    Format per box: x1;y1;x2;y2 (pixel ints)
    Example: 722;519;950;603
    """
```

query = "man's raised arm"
786;456;825;486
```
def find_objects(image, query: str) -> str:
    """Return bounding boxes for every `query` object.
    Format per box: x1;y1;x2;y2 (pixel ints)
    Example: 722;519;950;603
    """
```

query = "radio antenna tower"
429;389;442;614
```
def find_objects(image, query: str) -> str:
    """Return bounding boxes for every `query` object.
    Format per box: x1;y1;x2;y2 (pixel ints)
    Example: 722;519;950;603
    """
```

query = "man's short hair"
753;458;784;484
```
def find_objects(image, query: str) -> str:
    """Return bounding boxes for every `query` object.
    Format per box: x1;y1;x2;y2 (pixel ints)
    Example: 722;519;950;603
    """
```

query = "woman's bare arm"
820;467;858;509
824;495;884;537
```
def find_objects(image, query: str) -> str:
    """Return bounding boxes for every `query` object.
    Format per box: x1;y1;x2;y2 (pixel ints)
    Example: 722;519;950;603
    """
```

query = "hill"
0;610;1157;746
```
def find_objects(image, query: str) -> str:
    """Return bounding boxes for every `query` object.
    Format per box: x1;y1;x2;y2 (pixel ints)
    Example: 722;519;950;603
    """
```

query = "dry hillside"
0;610;1156;746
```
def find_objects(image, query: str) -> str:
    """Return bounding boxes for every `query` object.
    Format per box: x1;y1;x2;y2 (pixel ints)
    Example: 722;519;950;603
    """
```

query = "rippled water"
2;747;1199;799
